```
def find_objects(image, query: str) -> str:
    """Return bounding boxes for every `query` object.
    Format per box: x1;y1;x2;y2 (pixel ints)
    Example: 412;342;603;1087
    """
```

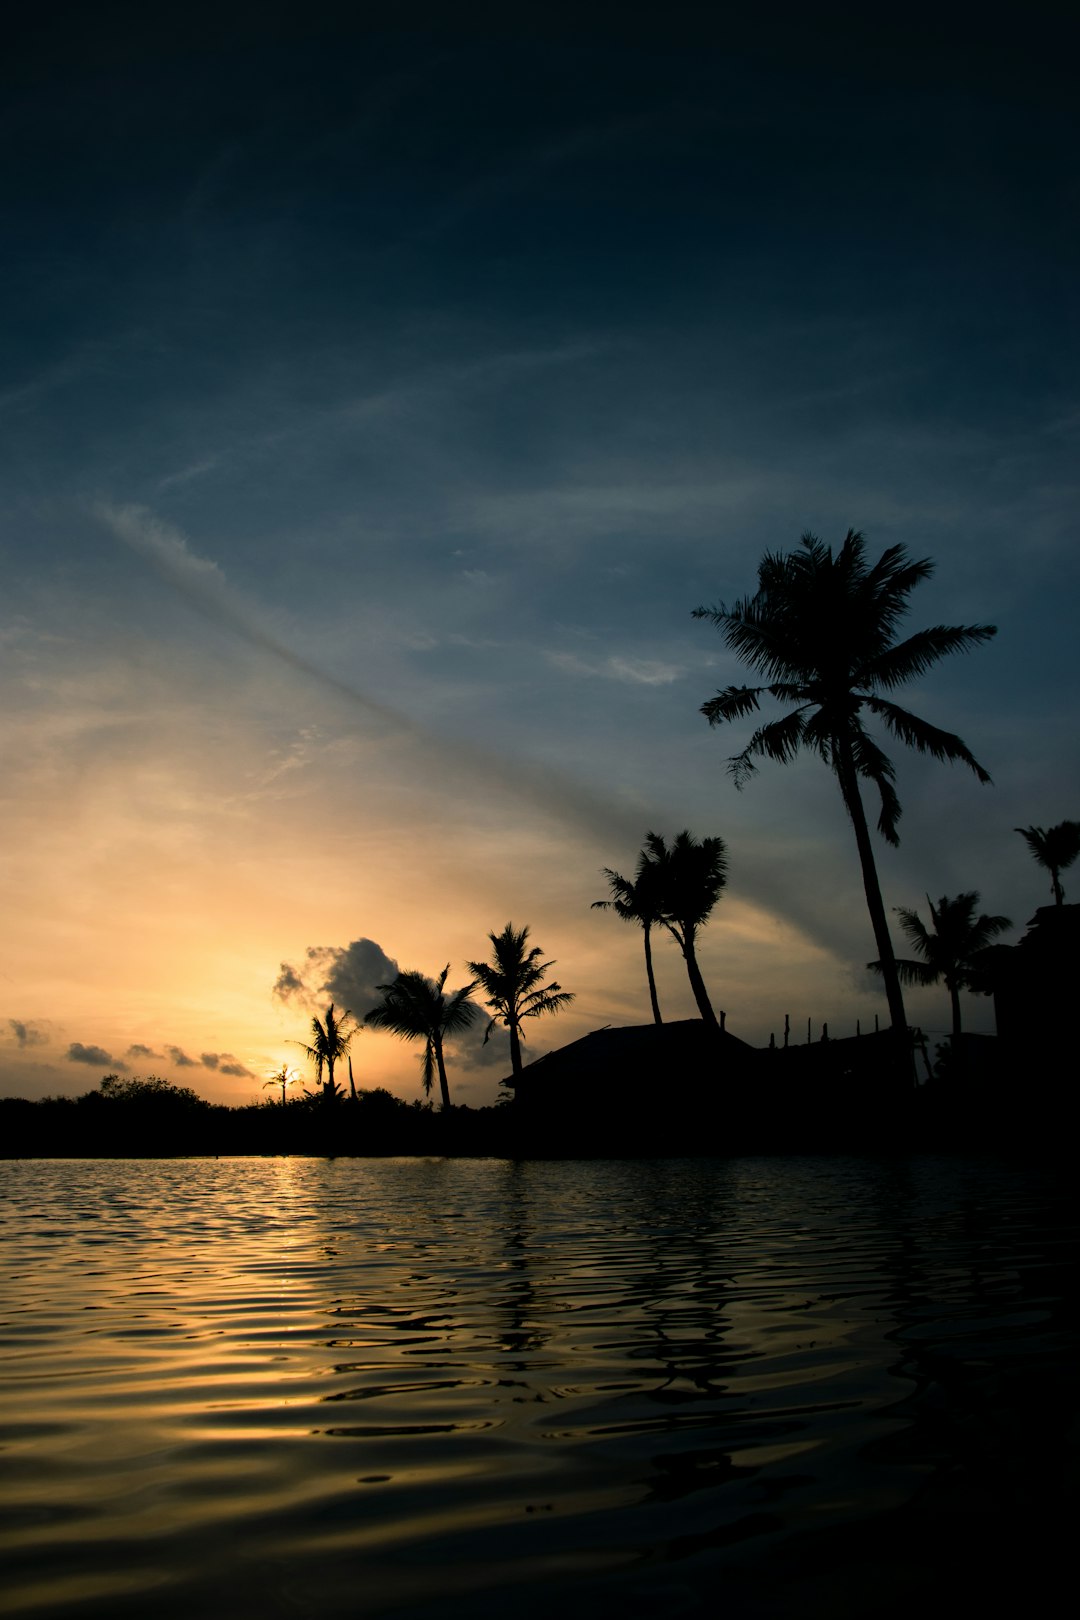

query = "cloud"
272;961;309;1003
8;1019;47;1048
201;1051;253;1078
273;938;399;1017
126;1043;160;1059
323;939;401;1014
67;1042;125;1068
166;1044;197;1067
547;651;685;685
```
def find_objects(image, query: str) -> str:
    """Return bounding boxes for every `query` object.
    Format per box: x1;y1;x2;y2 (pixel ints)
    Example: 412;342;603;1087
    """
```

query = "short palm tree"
365;967;479;1110
694;531;996;1041
263;1064;301;1106
467;923;574;1078
639;830;727;1030
295;1003;357;1101
869;892;1011;1045
592;861;665;1024
1014;821;1080;907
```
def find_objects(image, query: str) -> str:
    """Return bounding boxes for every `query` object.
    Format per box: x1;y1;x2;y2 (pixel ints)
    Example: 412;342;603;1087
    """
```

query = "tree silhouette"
295;1003;357;1101
467;923;574;1077
869;892;1011;1047
1014;821;1080;907
364;967;479;1110
638;830;727;1030
694;531;996;1041
592;861;665;1024
263;1064;301;1106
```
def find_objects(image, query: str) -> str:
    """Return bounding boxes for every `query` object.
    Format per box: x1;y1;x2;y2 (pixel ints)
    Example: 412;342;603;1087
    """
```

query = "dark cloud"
202;1051;253;1078
273;938;399;1018
271;961;308;1003
323;939;400;1016
9;1019;47;1048
126;1042;159;1059
67;1041;125;1068
166;1044;197;1067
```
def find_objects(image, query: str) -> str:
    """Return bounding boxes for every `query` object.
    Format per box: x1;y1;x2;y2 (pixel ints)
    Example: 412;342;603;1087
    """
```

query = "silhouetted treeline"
0;1028;1057;1159
0;1082;514;1159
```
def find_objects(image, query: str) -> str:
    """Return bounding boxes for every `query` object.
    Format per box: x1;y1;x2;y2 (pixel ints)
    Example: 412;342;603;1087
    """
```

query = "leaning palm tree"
639;830;728;1030
294;1002;357;1101
869;892;1011;1046
1014;821;1080;907
694;532;996;1041
466;923;574;1078
365;967;479;1110
592;861;665;1024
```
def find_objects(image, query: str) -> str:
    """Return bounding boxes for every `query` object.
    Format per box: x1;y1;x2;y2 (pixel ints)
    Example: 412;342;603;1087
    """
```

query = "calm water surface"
1;1156;1077;1619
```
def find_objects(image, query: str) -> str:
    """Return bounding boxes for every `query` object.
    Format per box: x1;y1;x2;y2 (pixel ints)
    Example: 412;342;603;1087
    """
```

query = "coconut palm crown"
364;967;478;1110
466;923;574;1077
694;531;996;1039
1014;821;1080;907
869;892;1011;1043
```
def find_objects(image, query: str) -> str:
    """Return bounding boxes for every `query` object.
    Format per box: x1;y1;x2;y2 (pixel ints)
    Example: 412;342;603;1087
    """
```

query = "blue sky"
2;5;1077;1103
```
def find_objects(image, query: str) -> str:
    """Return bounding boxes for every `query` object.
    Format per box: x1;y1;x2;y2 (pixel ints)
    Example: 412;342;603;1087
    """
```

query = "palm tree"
1014;821;1080;907
592;861;665;1024
639;830;728;1030
466;923;575;1078
869;892;1011;1046
694;531;996;1041
365;967;479;1110
295;1003;357;1101
263;1064;301;1106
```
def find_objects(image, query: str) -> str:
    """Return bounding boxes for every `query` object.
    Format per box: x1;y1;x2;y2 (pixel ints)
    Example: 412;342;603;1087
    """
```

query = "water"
1;1155;1077;1619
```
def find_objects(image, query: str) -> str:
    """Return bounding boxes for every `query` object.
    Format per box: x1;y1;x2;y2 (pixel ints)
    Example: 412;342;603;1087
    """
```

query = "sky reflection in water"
1;1155;1077;1618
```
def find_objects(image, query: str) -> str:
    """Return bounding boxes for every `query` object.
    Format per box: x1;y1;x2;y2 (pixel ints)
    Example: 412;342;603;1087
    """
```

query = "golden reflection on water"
1;1155;1077;1619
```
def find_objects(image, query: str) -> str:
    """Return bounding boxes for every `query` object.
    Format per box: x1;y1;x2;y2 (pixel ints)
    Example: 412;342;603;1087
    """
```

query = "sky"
2;3;1078;1106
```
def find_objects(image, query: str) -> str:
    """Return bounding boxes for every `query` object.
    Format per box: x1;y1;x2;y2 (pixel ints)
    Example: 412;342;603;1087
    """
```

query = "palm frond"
700;684;764;724
864;624;997;689
865;697;992;782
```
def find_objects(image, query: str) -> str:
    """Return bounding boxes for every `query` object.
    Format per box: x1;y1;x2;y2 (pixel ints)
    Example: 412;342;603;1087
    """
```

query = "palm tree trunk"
681;929;720;1031
834;737;908;1041
325;1056;336;1101
347;1054;358;1102
643;922;663;1025
508;1018;523;1076
433;1037;453;1111
1052;866;1064;906
949;982;963;1044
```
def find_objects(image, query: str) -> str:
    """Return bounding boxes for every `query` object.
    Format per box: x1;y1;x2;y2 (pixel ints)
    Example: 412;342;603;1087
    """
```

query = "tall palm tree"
592;861;665;1024
694;531;996;1040
869;892;1011;1045
466;923;575;1078
1014;821;1080;907
295;1002;357;1101
365;967;479;1110
639;830;727;1030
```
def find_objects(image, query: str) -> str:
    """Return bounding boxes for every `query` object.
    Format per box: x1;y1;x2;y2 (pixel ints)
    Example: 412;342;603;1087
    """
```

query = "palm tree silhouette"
869;892;1011;1047
1014;821;1080;907
592;861;665;1024
295;1003;357;1101
364;967;479;1110
694;531;996;1041
263;1064;301;1106
639;830;727;1030
467;923;574;1078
